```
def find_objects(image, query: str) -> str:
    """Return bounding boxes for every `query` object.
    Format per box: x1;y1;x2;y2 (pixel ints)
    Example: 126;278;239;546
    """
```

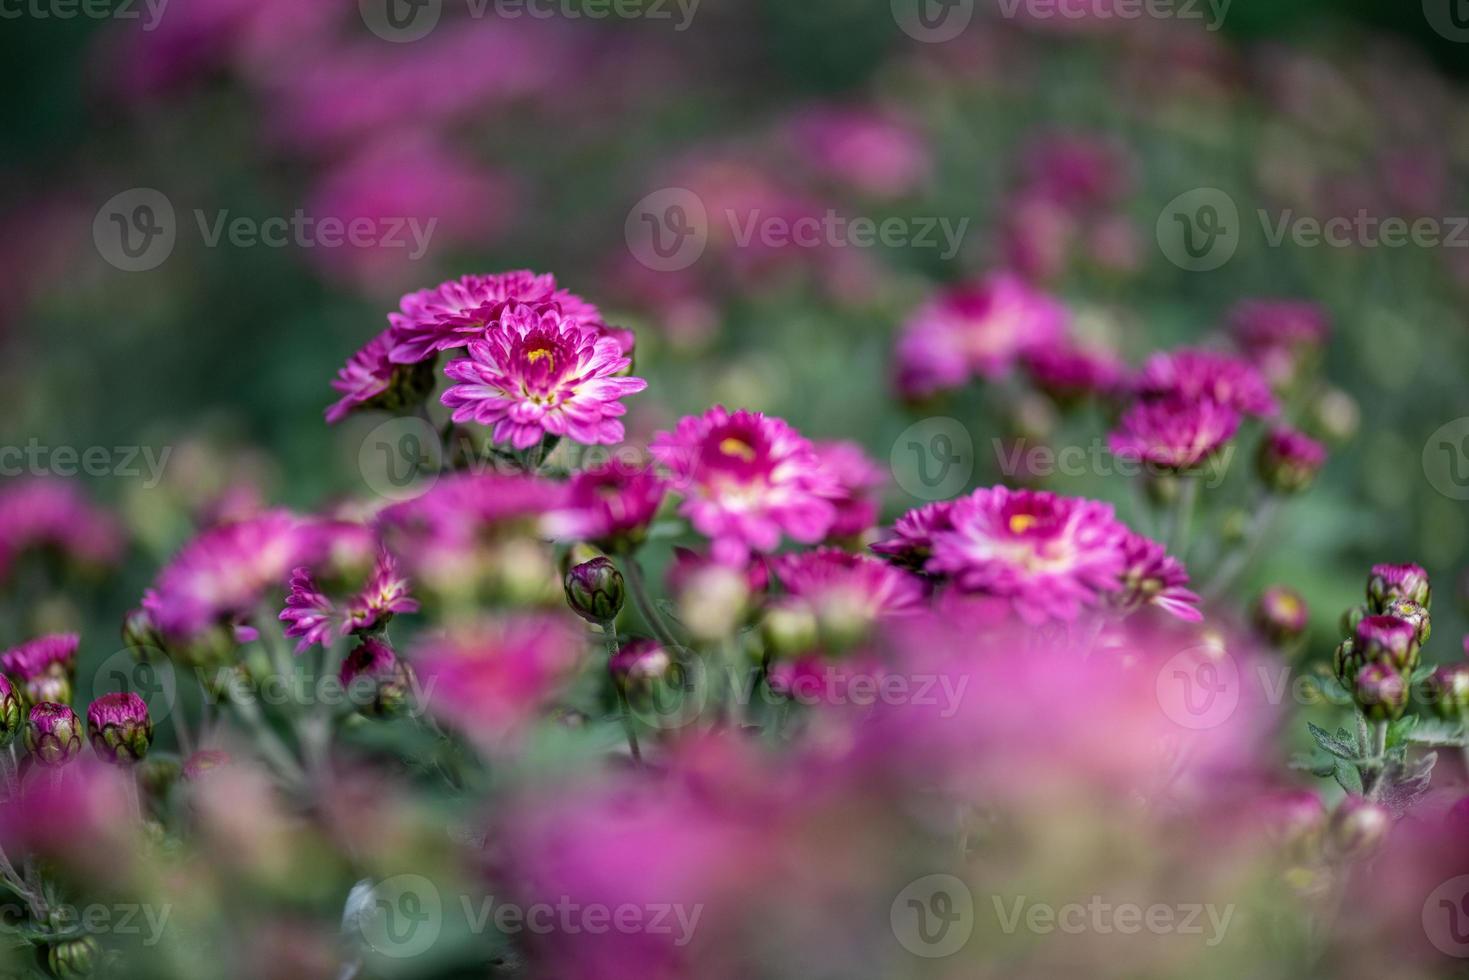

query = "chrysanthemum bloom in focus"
441;304;646;450
1108;397;1241;472
1133;348;1279;417
0;479;124;582
26;702;83;767
870;501;954;573
1112;531;1202;622
894;274;1067;399
144;511;311;651
280;523;418;652
414;614;584;747
542;462;666;554
1367;562;1431;610
87;692;153;765
650;406;838;565
1257;427;1327;493
1;633;79;706
323;327;437;424
339;638;417;718
927;487;1129;623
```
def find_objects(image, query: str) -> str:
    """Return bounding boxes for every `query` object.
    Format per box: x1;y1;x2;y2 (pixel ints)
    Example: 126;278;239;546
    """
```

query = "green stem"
1167;476;1199;561
603;623;642;767
620;557;681;650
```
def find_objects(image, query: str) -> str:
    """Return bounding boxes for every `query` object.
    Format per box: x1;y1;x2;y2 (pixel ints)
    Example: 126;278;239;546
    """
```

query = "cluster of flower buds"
1333;564;1430;721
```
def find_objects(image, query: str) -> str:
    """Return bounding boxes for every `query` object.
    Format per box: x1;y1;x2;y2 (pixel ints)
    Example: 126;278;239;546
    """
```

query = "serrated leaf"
1309;723;1360;760
1404;718;1469;747
1377;752;1437;815
1288;753;1336;777
1333;757;1364;796
1387;715;1419;748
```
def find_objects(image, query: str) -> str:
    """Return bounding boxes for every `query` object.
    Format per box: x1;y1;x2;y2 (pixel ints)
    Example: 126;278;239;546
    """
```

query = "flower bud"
759;599;820;659
1257;428;1327;494
45;935;99;978
0;675;20;749
677;564;751;643
1355;615;1419;673
339;639;416;718
86;692;153;765
1367;562;1430;611
25;702;83;767
1381;597;1430;646
1426;663;1469;720
1339;604;1368;638
608;639;672;693
1;634;78;708
1353;662;1407;721
1252;587;1308;647
1332;638;1361;687
121;606;163;659
564;557;625;626
1309;387;1359;445
1327;796;1391;860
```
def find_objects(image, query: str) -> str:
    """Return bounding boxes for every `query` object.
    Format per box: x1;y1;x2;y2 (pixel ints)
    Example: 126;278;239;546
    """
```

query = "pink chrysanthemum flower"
145;511;311;641
1;634;79;703
324;327;436;425
1108;397;1241;471
812;441;885;538
1113;532;1202;622
774;549;926;621
870;501;956;572
279;549;417;653
542;462;667;553
1257;426;1327;493
415;614;584;747
927;487;1129;624
387;270;623;365
0;480;124;580
786;106;930;199
895;274;1067;399
1228;299;1330;353
1134;348;1279;417
650;406;839;565
441;304;646;450
1022;344;1125;400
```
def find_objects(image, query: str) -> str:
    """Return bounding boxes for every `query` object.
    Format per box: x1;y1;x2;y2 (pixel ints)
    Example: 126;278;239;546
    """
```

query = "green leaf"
1333;757;1364;796
1404;717;1469;747
1308;723;1360;760
1288;753;1336;778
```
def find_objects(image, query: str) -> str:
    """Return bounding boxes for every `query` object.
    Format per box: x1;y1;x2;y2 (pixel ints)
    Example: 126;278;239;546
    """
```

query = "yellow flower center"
719;437;757;463
1009;514;1039;534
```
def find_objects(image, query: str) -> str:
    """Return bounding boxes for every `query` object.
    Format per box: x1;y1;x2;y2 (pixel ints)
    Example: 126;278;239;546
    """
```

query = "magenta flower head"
1134;348;1279;417
812;441;885;539
1327;796;1391;860
86;692;153;765
0;675;20;748
1253;586;1309;646
441;303;646;450
0;479;124;583
1113;532;1202;622
543;462;666;555
786;105;930;199
2;633;79;706
324;327;438;425
650;406;839;565
1380;596;1430;646
1367;562;1431;611
339;639;416;718
928;487;1130;624
1426;663;1469;720
387;270;617;366
1228;299;1329;386
894;275;1067;399
25;702;83;767
1108;396;1240;472
773;549;926;650
1022;344;1125;402
563;557;625;626
608;639;672;693
1355;615;1420;673
871;501;955;573
1257;427;1327;494
1353;662;1407;721
280;528;418;653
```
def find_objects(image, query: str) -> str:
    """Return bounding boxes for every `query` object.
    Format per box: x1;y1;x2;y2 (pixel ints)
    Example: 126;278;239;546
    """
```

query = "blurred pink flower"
279;548;417;654
785;106;930;198
1109;396;1241;471
0;479;124;581
1134;348;1279;417
812;441;884;538
542;462;667;553
870;501;955;573
773;548;926;621
1115;531;1202;622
